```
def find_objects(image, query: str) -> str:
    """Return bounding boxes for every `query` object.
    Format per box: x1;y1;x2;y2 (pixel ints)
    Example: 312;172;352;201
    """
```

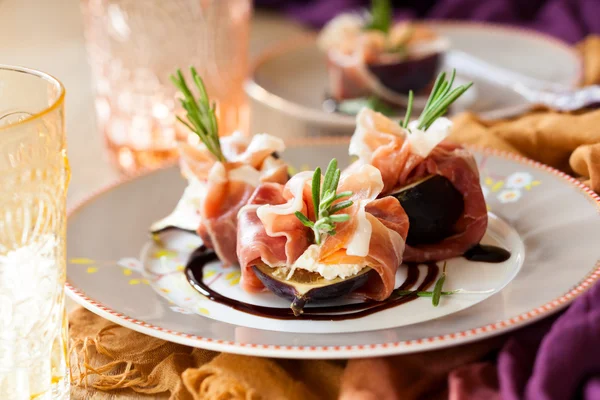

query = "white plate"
66;139;600;359
245;22;582;131
141;214;523;334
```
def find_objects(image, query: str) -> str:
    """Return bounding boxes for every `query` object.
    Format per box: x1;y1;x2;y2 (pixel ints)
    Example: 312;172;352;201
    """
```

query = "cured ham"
318;14;448;107
237;162;409;312
349;108;487;262
152;132;288;266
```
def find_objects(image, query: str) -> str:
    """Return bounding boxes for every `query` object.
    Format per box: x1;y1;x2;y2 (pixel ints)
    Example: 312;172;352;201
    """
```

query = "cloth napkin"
69;36;600;399
255;0;600;44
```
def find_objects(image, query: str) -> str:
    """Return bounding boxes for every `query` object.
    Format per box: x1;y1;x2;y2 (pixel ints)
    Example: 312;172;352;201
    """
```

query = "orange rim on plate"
66;139;600;358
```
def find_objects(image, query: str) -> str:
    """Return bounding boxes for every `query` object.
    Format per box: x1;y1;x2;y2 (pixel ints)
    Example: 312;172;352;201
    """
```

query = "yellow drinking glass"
0;66;70;399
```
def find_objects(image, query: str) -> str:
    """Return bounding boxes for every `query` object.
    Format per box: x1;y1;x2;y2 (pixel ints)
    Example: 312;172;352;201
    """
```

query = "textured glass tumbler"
0;66;70;399
81;0;252;173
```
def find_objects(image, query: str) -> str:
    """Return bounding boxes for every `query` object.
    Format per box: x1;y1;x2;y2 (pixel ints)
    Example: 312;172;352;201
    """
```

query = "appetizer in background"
237;159;409;315
318;0;448;115
349;70;487;262
151;68;288;266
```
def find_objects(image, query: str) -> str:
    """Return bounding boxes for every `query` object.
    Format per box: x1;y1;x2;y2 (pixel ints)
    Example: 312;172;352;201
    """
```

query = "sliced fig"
367;51;441;96
391;175;464;246
252;263;372;316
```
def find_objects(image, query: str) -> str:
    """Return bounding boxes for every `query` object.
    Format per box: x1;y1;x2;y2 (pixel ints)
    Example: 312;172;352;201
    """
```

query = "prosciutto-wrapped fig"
348;71;487;262
237;159;409;315
151;68;288;266
317;0;448;109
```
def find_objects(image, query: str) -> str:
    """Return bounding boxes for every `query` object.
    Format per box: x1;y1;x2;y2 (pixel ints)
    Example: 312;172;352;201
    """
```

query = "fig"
391;175;464;245
367;51;441;96
252;263;372;316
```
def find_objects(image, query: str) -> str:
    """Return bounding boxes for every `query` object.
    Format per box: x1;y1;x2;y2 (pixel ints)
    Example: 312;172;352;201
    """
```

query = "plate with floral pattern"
66;139;600;358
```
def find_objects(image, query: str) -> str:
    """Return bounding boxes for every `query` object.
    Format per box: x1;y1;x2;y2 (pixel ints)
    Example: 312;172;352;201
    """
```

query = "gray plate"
245;23;582;137
66;139;600;359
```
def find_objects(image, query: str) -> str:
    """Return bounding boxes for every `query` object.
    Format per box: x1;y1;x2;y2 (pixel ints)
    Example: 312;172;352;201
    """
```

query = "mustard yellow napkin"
450;108;600;192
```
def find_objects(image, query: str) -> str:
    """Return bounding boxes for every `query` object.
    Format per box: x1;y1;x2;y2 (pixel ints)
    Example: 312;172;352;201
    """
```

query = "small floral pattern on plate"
479;155;542;207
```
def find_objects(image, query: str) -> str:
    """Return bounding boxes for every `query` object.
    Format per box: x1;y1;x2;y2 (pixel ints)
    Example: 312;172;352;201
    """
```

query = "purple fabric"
252;2;600;398
254;0;600;43
496;280;600;400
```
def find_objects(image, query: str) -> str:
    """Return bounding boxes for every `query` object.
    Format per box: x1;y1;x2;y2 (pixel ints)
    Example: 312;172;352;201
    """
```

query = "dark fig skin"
253;264;372;316
392;175;464;246
367;52;441;95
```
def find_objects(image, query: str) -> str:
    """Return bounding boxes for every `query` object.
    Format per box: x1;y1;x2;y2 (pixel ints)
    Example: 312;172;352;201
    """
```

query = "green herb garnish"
395;289;458;297
431;262;447;307
294;159;354;245
365;0;392;34
401;69;473;131
338;96;395;116
401;90;414;128
171;67;225;162
395;262;449;307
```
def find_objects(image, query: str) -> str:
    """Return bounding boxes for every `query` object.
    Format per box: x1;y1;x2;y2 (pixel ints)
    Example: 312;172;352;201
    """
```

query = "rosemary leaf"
447;68;456;93
191;68;209;103
421;71;446;114
330;200;353;214
432;261;448;307
295;211;314;228
432;273;446;306
334;191;353;200
322;159;337;197
402;90;414;128
329;214;350;223
312;167;321;217
331;168;341;194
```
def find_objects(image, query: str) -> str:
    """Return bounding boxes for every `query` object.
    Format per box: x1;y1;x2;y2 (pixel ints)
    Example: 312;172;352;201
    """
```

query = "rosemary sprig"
401;69;473;131
395;262;449;307
395;290;458;297
432;261;447;307
365;0;392;34
294;159;354;245
401;90;414;128
171;67;225;162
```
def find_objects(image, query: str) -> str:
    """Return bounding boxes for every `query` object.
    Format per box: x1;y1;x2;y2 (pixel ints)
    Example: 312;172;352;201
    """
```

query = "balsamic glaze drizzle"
463;244;511;263
185;246;438;320
184;243;511;320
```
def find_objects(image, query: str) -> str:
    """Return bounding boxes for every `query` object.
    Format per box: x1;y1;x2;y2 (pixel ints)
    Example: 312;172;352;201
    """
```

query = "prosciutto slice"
349;108;487;262
237;164;409;301
318;18;447;105
156;132;288;266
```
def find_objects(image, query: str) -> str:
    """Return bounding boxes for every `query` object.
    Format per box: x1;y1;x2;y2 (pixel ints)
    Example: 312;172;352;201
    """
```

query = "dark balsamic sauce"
463;244;511;263
184;242;511;320
185;246;439;321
